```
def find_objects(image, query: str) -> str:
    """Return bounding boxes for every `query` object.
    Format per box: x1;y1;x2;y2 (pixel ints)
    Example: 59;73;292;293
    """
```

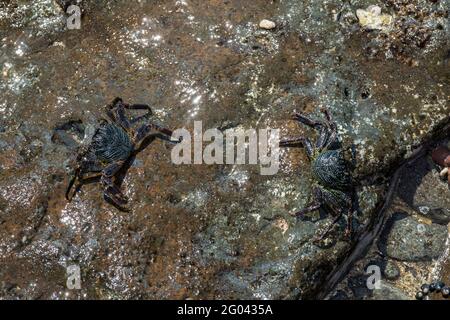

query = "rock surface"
383;260;400;280
356;5;393;31
330;147;450;300
398;148;450;224
0;0;449;299
379;213;447;262
371;281;410;300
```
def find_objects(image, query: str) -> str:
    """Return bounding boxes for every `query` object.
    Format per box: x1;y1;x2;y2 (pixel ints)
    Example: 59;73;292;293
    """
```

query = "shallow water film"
0;0;449;300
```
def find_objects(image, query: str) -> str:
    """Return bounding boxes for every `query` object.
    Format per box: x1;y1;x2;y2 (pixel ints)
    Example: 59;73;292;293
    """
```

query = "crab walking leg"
73;171;103;192
65;167;81;201
122;102;153;125
106;103;131;131
67;157;106;200
133;123;178;148
292;110;339;150
106;97;153;131
290;187;323;218
279;137;304;147
320;107;333;124
315;213;343;241
108;97;152;112
124;103;153;112
316;125;331;150
115;106;131;130
107;98;154;131
65;146;94;201
320;109;338;150
101;160;127;206
130;115;150;125
292;113;323;130
279;136;314;158
67;172;104;201
345;210;354;238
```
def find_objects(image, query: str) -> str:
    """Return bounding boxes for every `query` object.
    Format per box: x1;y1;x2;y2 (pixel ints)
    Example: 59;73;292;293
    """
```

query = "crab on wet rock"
280;108;355;241
65;97;180;211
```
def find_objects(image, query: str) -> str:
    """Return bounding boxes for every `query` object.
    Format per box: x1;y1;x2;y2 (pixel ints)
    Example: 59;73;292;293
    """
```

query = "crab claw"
440;167;449;178
441;167;450;184
432;146;450;167
432;146;450;183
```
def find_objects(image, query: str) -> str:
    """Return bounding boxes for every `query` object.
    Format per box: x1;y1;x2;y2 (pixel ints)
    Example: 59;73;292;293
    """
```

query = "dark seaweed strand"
91;123;133;163
313;150;351;191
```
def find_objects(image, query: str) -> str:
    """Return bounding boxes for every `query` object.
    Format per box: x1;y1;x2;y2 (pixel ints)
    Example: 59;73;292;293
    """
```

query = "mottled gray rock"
371;281;410;300
383;260;400;280
379;213;448;262
398;154;450;224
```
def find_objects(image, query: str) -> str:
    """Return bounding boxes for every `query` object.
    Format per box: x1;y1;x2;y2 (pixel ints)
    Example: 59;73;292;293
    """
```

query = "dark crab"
65;97;179;210
280;108;354;240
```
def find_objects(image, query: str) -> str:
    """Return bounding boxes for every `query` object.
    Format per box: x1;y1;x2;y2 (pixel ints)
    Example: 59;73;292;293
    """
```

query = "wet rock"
383;261;400;280
348;274;372;299
0;0;449;300
330;290;349;300
397;153;450;224
51;120;85;150
371;281;410;300
379;213;448;262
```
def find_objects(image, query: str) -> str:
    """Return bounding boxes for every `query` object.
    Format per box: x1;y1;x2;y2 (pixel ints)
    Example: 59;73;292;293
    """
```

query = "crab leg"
320;108;338;149
316;125;331;150
292;113;323;129
68;173;102;200
279;136;314;158
122;102;153;124
133;123;179;149
290;187;323;218
65;167;80;201
124;103;152;112
106;102;131;131
345;210;354;238
291;109;338;150
106;97;152;131
65;146;93;201
315;214;343;241
101;160;128;208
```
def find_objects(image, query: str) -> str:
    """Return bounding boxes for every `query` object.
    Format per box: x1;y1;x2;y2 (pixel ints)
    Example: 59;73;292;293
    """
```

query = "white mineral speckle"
356;5;393;31
259;19;276;30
